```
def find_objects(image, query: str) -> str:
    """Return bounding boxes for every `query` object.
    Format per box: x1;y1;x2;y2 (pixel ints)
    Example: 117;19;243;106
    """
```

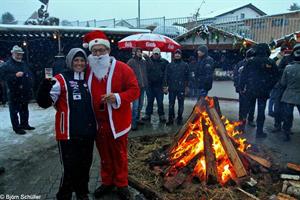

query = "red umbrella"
118;33;181;52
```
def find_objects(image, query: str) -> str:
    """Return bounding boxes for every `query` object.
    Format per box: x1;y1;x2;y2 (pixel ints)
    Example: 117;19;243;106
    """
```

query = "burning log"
170;98;205;150
287;163;300;173
202;118;218;184
205;101;248;178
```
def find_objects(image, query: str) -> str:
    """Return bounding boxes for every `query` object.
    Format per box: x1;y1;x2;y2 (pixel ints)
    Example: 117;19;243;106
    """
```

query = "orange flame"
167;97;250;185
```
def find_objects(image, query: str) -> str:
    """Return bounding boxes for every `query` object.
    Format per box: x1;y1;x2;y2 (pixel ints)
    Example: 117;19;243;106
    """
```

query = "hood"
65;48;87;69
254;43;271;57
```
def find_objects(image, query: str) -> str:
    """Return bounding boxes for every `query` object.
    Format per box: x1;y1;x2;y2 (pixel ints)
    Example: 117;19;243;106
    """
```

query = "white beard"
88;54;111;80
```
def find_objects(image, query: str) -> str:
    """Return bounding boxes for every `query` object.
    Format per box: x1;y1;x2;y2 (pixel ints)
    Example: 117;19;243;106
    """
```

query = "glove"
36;79;56;108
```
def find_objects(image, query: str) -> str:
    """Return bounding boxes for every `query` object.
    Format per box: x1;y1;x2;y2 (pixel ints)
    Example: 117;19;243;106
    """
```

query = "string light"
22;41;27;47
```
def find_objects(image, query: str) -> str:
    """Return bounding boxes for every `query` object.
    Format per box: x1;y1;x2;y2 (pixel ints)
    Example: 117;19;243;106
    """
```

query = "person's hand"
16;72;24;77
40;78;56;92
101;93;116;104
142;53;149;58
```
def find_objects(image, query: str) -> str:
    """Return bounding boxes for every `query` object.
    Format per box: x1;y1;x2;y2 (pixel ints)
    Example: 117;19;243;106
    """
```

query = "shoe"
141;115;151;122
76;194;90;200
268;112;275;117
117;186;131;200
14;129;26;135
166;119;174;126
0;167;5;175
256;132;267;138
94;185;114;198
177;118;183;125
131;126;138;131
284;134;291;142
247;121;256;127
137;120;145;125
20;125;35;130
271;127;281;133
159;115;166;123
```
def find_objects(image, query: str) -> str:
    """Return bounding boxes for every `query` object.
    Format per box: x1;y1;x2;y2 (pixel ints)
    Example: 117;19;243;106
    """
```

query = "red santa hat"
82;30;110;51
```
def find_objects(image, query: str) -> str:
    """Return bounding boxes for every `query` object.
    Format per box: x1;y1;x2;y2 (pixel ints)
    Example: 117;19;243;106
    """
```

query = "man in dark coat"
280;44;300;141
233;48;256;128
127;47;148;130
240;43;279;138
0;45;35;134
195;45;214;97
142;47;169;123
164;49;189;125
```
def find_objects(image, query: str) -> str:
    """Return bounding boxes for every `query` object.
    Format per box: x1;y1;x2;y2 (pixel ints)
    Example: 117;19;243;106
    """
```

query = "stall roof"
0;24;150;35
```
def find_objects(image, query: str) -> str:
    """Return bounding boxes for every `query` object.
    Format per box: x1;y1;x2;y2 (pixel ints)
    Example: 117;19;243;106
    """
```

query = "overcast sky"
0;0;297;22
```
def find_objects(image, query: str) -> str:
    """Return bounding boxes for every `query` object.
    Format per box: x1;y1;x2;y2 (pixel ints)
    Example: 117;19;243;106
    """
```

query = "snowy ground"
0;104;56;169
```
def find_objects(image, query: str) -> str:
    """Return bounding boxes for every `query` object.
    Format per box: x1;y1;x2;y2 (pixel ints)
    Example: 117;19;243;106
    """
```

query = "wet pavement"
0;80;299;199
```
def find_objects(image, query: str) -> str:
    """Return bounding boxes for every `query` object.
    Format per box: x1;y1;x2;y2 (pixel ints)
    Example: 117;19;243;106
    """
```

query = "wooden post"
205;103;248;178
202;117;218;184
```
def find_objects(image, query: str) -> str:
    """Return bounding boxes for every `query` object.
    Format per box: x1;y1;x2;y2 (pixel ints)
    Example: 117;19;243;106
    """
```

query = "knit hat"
82;30;110;51
174;49;182;54
197;45;208;55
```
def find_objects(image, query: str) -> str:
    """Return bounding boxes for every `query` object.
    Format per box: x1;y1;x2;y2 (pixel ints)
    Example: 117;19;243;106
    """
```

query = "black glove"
36;79;56;108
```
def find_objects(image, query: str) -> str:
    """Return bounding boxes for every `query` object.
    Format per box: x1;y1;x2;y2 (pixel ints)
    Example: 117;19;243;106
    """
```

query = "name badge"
73;94;82;100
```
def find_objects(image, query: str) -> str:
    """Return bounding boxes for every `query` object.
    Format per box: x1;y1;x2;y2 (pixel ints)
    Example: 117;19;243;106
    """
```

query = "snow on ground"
0;103;56;169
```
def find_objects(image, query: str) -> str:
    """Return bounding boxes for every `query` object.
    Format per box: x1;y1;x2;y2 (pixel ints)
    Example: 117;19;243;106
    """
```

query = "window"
271;18;289;27
240;13;245;19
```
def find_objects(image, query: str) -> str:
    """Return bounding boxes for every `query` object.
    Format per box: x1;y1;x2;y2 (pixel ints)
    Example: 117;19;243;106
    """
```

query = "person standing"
233;48;256;129
195;45;214;98
37;48;96;200
280;44;300;141
127;47;148;130
82;31;139;200
164;49;189;125
0;45;35;134
240;43;279;138
142;47;169;123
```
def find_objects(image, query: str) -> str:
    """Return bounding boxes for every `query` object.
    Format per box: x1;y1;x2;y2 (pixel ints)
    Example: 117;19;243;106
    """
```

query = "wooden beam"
287;163;300;172
128;176;164;200
205;102;248;178
245;153;272;169
202;117;218;184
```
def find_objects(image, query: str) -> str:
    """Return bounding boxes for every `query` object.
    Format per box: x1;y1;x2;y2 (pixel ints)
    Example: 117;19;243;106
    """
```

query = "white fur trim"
89;38;110;51
111;93;121;109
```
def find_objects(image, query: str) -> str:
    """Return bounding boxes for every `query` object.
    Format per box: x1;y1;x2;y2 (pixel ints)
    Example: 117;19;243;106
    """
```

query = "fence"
2;14;300;43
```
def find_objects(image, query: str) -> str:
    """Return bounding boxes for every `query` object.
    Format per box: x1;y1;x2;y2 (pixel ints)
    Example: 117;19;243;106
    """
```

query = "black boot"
13;128;26;135
20;125;35;130
176;117;183;125
256;131;267;138
94;185;114;198
166;118;174;126
247;120;256;127
0;167;5;175
283;131;291;142
117;186;131;200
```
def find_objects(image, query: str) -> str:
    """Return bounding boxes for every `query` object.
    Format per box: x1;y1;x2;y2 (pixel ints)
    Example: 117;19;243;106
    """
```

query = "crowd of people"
0;28;300;199
234;43;300;141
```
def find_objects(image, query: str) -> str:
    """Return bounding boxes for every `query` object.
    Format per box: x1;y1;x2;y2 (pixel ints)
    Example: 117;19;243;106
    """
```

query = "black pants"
282;103;300;132
145;87;164;116
57;139;94;200
8;101;29;130
168;90;185;120
273;88;285;128
239;93;255;121
244;95;267;134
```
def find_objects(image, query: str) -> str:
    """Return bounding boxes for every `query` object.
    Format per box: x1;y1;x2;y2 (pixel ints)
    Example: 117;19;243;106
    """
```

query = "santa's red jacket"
86;57;140;139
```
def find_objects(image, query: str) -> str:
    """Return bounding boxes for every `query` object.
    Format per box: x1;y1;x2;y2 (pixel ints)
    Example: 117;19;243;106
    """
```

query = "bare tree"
289;3;300;11
1;12;17;24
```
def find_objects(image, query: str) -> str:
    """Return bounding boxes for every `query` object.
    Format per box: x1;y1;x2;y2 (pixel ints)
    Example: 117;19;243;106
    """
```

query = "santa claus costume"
83;31;140;200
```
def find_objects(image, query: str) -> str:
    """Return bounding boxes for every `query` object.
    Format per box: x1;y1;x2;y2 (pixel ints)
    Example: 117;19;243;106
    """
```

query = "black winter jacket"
164;59;189;91
0;58;33;102
145;56;169;87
